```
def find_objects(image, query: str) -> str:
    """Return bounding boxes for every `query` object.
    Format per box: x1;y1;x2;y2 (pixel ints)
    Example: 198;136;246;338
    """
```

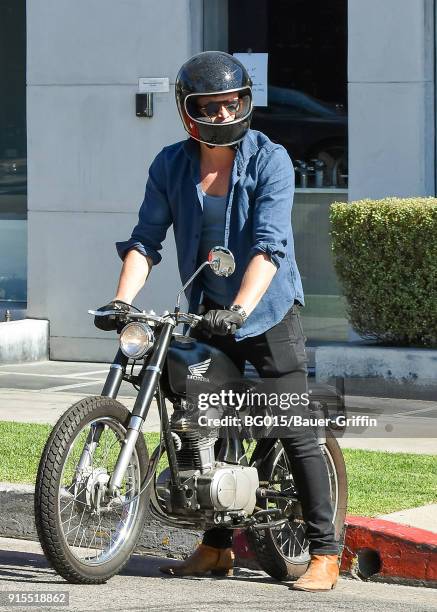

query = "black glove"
200;309;244;336
94;300;132;331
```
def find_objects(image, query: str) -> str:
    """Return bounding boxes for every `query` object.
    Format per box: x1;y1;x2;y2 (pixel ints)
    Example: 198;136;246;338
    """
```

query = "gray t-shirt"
197;191;232;305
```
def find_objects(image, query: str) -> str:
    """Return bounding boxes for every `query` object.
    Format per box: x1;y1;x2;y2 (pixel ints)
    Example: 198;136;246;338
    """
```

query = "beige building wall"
27;0;203;360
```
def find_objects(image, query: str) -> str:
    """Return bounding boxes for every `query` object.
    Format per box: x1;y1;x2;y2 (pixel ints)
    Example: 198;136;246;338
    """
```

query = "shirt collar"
182;129;259;173
235;129;258;174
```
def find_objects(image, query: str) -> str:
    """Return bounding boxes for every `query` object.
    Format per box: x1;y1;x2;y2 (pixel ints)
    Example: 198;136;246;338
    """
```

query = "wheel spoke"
267;444;339;564
55;416;143;566
71;505;88;547
86;514;104;556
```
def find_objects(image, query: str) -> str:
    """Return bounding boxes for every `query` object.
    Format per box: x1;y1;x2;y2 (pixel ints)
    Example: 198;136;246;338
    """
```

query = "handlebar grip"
189;314;203;327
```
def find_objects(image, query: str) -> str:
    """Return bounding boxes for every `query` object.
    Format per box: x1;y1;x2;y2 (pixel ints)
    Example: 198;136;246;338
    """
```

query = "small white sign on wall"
233;53;268;107
138;77;170;93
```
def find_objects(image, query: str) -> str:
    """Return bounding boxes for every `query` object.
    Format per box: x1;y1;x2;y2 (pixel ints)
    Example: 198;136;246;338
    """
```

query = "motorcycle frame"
75;324;308;534
80;319;253;505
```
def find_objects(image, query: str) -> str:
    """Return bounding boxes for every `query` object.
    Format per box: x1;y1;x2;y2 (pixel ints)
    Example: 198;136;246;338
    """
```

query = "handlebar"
88;309;202;328
175;312;202;327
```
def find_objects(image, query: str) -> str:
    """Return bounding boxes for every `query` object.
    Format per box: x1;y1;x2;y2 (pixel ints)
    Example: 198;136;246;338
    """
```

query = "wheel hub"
75;467;110;514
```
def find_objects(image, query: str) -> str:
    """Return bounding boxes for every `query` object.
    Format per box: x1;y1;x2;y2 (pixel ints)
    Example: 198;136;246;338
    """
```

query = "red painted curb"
233;514;437;584
342;515;437;583
345;515;437;547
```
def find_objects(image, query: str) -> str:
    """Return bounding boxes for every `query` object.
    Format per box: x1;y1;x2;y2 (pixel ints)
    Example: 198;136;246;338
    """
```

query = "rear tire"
247;431;347;581
34;396;149;584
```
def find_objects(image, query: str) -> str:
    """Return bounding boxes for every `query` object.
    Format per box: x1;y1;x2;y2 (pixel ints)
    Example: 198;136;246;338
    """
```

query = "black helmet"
175;51;253;147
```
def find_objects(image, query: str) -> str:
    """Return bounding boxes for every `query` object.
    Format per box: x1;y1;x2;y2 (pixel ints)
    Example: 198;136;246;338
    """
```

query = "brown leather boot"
292;554;339;592
159;544;234;577
211;547;235;576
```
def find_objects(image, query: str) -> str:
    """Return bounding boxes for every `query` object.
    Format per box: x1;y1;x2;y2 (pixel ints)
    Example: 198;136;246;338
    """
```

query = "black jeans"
195;298;338;555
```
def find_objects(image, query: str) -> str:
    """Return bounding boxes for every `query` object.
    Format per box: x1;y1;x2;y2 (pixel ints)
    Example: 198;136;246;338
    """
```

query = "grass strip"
342;447;437;516
0;421;435;517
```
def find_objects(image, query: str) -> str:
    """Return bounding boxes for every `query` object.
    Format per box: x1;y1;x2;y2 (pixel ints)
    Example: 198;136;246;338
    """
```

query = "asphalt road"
0;538;436;612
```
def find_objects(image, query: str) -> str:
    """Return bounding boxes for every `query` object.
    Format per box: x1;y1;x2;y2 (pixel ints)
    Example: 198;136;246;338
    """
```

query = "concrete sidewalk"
2;387;437;454
379;504;437;534
1;360;436;453
0;388;162;431
0;360;162;432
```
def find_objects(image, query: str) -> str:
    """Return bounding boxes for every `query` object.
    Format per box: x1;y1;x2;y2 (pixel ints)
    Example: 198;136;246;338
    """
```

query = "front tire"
34;396;149;584
247;432;347;581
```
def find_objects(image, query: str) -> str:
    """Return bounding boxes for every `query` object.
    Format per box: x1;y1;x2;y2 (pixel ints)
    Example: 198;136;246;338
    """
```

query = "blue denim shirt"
116;129;304;340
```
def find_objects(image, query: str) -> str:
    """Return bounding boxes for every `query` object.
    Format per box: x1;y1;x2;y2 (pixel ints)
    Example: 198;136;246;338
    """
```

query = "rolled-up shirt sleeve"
116;151;172;265
248;146;295;269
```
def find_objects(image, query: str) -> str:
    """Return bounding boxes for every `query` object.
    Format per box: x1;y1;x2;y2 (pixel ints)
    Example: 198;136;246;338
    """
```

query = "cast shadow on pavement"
0;549;286;587
0;549;63;585
127;554;287;586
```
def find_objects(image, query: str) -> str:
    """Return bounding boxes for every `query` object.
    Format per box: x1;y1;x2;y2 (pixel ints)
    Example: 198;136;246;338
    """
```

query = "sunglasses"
197;99;240;118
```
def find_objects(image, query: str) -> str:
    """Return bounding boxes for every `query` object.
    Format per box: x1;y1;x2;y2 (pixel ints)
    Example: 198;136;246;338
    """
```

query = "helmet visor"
185;89;252;124
181;87;252;146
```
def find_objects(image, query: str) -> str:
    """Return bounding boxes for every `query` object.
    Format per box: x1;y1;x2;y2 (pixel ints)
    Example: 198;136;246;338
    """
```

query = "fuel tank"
165;337;242;396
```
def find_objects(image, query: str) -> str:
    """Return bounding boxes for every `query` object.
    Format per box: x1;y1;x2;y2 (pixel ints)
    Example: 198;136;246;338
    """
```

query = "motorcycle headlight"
119;322;154;359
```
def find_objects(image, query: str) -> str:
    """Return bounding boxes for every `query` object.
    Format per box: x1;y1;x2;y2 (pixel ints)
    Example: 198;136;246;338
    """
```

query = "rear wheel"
247;432;347;581
34;396;149;584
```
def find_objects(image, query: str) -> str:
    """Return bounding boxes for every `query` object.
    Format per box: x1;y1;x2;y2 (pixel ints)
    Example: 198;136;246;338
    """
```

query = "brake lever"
88;309;118;316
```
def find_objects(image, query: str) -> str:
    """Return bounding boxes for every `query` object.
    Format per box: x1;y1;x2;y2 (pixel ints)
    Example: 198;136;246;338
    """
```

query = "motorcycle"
34;246;347;584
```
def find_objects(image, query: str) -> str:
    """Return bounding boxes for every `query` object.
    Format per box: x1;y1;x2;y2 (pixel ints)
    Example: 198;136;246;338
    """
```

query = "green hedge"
330;197;437;346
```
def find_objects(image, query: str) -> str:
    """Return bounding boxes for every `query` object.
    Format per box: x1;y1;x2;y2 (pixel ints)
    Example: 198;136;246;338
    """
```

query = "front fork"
76;321;176;496
75;350;129;475
108;321;175;495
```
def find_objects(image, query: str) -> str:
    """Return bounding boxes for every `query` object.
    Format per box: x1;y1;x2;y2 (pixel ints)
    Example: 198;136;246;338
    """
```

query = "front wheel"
34;396;149;584
247;432;347;581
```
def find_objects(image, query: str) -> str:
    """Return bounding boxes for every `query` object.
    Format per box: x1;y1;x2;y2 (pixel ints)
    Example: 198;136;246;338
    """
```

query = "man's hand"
200;309;244;336
94;300;133;331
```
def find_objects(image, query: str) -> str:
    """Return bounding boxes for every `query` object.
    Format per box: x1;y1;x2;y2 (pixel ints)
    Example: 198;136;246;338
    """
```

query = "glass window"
0;0;27;306
205;0;349;341
292;191;348;341
228;0;348;189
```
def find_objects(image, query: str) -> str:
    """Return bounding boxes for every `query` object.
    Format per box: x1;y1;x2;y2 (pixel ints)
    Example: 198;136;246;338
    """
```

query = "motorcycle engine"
155;402;259;518
170;406;217;473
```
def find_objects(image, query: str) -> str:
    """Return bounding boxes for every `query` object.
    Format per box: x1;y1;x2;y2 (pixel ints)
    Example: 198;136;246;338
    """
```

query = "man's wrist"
229;304;248;322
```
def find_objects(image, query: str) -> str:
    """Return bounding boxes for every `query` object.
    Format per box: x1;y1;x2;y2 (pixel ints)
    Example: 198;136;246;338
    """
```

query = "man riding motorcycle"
95;51;339;592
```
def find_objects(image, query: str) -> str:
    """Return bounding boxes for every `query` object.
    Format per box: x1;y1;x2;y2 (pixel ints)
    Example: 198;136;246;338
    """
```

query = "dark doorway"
0;0;27;306
228;0;348;189
225;0;349;340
